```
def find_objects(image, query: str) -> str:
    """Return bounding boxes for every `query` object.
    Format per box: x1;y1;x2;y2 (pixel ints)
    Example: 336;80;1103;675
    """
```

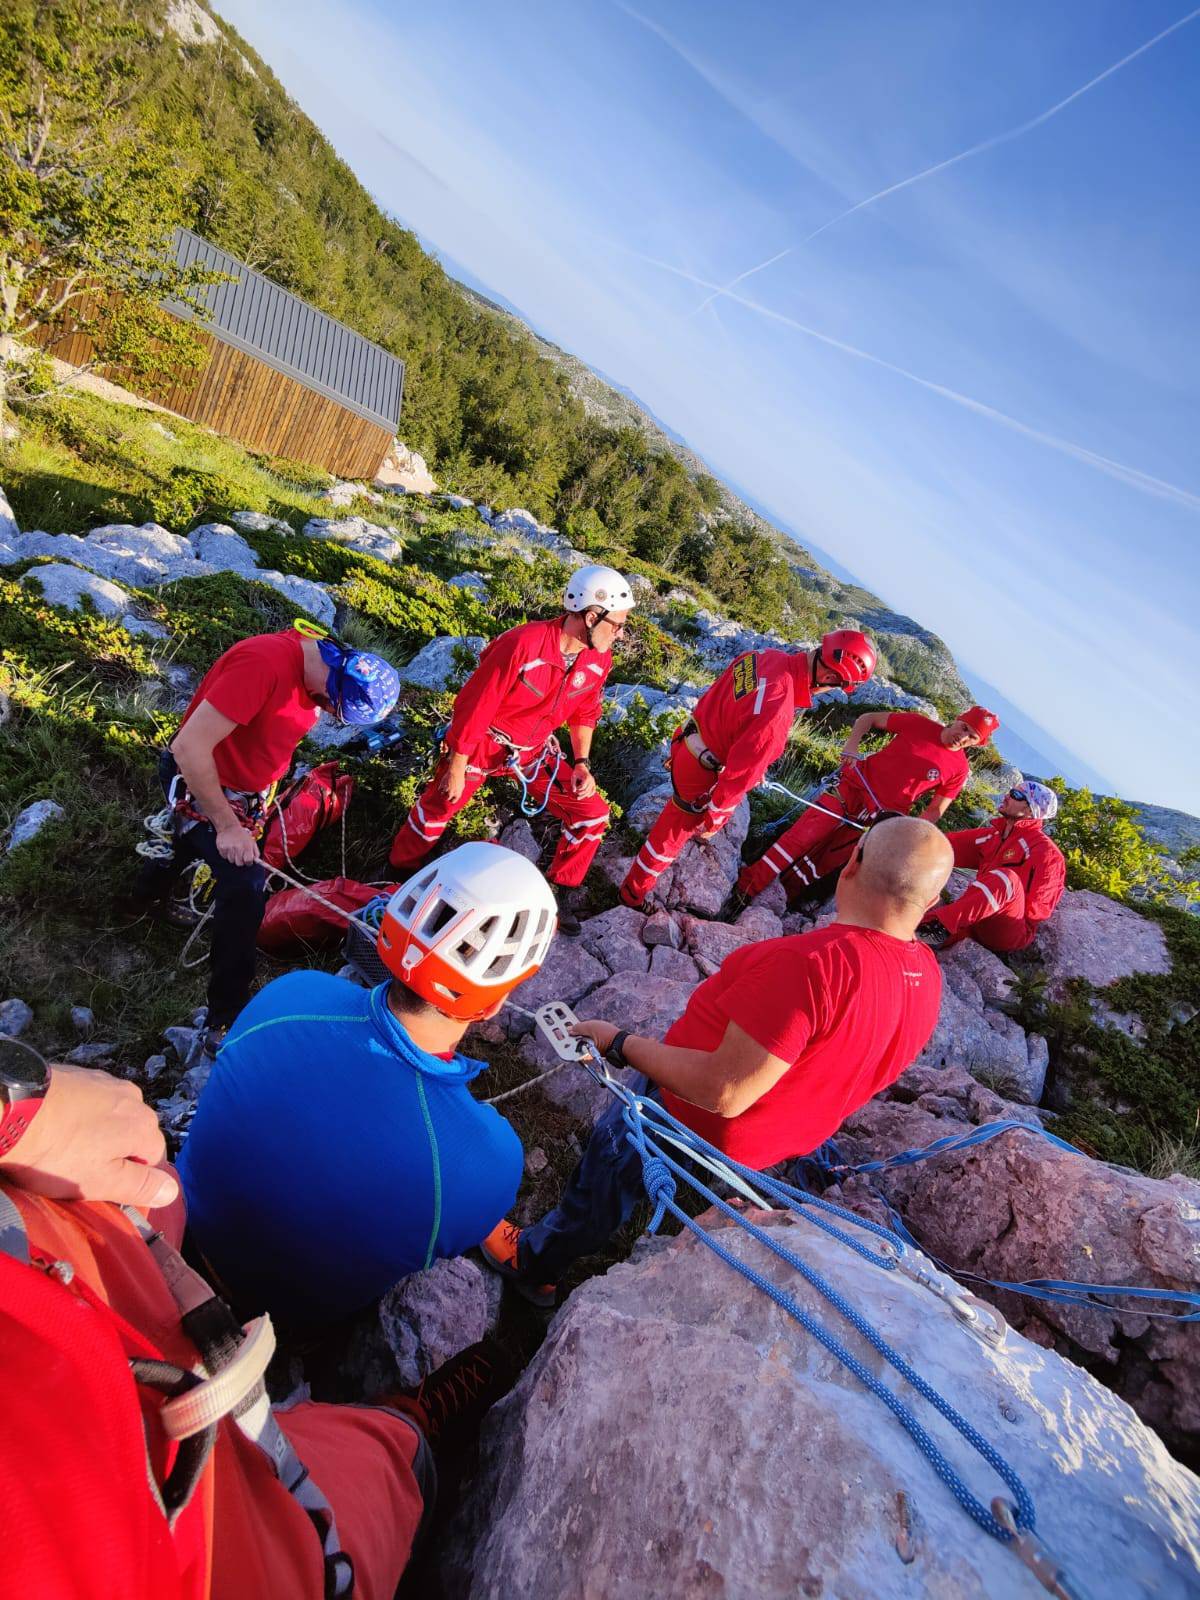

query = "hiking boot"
555;886;589;938
378;1337;515;1451
915;921;951;952
479;1220;557;1308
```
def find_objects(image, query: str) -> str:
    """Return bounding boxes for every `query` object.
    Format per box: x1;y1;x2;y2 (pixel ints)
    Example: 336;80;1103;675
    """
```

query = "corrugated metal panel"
162;227;404;431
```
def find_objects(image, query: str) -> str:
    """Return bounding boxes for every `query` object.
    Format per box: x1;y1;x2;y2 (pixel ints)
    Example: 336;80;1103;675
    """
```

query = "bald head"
837;816;954;933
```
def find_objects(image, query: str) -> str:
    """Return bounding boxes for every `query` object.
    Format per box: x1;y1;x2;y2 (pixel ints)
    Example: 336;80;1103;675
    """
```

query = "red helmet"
957;706;1000;744
817;629;876;692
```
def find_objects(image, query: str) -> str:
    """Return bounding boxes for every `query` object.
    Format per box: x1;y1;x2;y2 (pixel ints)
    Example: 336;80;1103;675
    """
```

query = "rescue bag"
260;762;353;870
256;876;382;953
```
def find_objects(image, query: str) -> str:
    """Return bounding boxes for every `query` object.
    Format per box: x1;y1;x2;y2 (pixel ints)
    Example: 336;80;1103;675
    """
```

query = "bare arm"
920;794;953;822
841;711;891;759
171;700;259;865
573;1018;791;1119
568;724;597;797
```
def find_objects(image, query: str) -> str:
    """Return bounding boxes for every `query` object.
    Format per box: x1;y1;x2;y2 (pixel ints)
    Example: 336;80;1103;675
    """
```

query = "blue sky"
216;0;1200;813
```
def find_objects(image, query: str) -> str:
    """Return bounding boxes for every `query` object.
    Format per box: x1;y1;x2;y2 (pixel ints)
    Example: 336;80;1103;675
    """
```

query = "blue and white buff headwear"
317;637;401;726
1011;777;1058;821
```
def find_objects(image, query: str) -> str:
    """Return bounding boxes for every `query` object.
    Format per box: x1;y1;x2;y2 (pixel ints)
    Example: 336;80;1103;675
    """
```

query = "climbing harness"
490;729;563;819
0;1188;355;1595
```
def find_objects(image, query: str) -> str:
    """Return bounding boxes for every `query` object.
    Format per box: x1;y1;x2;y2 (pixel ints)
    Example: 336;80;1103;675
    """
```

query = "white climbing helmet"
377;842;558;1020
563;564;635;615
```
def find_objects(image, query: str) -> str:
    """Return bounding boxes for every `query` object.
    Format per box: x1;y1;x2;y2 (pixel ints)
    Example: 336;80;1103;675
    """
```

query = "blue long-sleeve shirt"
178;971;522;1323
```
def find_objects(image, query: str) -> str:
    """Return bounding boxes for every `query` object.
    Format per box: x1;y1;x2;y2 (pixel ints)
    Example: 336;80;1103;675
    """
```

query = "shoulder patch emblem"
731;653;759;700
927;767;940;782
572;670;587;689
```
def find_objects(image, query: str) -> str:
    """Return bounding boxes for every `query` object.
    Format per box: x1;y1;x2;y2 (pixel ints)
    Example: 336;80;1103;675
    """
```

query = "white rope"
758;779;872;833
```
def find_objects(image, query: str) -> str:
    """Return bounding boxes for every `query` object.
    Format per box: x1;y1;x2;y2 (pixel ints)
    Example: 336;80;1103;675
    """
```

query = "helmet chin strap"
582;608;607;650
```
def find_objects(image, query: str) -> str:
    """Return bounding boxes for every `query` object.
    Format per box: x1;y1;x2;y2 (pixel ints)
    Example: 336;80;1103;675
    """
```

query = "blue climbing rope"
608;1083;1037;1543
812;1120;1200;1323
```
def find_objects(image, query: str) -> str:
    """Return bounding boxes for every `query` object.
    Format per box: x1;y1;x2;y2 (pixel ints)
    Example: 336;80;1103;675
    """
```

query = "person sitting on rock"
735;706;999;912
127;621;399;1049
619;630;877;912
0;1042;516;1598
388;565;634;936
917;778;1066;953
179;843;557;1327
482;815;951;1305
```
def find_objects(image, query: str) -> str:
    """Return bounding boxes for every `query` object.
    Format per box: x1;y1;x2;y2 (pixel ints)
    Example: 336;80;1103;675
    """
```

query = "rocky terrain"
3;455;1198;1597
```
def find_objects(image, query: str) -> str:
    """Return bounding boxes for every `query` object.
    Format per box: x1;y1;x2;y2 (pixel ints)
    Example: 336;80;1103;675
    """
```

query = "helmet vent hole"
421;900;458;940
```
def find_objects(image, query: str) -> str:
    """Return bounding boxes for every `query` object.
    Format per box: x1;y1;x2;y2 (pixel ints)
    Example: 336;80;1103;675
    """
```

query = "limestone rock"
831;1066;1200;1457
0;540;18;566
122;613;170;640
640;909;682;949
576;905;652;976
70;1006;95;1035
64;1042;118;1066
191;523;260;573
679;909;773;977
638;799;751;919
378;1256;494;1386
143;1054;168;1082
0;485;17;543
6;799;66;850
397;635;484;691
302;514;402;563
603;681;701;724
257;569;336;627
230;510;293;535
524;970;695;1123
497;818;541;863
504;941;607;1039
1034;888;1170;1002
648;944;701;982
920;942;1049;1104
20;563;130;617
88;522;192;563
448;570;488;598
0;999;33;1037
444;1210;1200;1599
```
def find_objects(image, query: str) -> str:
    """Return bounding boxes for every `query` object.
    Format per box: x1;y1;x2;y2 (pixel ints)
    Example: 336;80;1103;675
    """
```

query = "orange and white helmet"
377;842;558;1020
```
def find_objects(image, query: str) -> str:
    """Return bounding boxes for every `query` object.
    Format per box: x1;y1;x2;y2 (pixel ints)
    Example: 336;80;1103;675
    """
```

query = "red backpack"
260;762;354;870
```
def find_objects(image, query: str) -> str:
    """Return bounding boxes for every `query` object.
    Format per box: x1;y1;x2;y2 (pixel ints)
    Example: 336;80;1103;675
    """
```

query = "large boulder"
920;942;1049;1103
576;905;652;977
191;523;261;574
444;1210;1200;1598
603;682;702;724
503;940;608;1038
830;1065;1200;1459
0;485;17;543
678;906;782;976
19;564;129;617
86;522;192;563
397;635;484;691
626;797;751;918
255;569;335;627
1034;889;1170;1002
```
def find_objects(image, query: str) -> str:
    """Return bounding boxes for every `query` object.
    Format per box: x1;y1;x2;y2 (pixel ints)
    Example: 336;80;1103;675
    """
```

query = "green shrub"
0;570;161;686
153;572;309;667
1048;779;1178;901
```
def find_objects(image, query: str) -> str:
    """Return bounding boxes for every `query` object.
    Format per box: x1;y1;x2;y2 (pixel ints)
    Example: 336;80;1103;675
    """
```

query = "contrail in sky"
632;251;1200;514
692;5;1200;314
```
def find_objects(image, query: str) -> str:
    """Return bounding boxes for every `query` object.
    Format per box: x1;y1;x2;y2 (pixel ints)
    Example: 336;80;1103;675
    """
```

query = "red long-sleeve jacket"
692;648;814;823
445;617;612;757
946;816;1067;942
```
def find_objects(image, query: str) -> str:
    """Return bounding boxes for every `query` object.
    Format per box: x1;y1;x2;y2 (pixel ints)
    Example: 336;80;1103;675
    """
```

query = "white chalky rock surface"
442;1211;1200;1599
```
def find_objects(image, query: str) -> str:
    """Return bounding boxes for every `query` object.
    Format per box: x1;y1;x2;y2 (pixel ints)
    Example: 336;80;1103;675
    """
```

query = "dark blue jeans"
518;1073;659;1282
132;752;268;1028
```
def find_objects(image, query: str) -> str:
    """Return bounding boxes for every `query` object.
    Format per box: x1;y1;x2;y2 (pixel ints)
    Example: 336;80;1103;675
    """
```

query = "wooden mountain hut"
37;228;405;480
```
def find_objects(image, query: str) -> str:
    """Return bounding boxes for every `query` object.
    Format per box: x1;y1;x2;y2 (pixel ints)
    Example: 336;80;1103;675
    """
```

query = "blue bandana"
317;638;400;726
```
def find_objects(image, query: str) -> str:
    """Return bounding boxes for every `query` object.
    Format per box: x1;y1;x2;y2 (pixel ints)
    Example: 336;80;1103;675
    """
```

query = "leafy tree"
0;0;217;417
1048;778;1170;899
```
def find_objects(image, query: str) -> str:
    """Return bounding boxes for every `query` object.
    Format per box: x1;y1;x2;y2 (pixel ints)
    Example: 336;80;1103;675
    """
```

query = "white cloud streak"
633;251;1200;513
692;5;1200;312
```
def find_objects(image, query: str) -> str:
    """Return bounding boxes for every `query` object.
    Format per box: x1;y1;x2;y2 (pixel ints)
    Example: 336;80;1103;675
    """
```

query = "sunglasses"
1007;787;1031;804
591;611;627;637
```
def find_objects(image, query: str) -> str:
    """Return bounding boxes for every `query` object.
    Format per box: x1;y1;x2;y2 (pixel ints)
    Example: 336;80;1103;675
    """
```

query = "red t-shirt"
660;926;942;1167
856;713;969;811
177;631;320;792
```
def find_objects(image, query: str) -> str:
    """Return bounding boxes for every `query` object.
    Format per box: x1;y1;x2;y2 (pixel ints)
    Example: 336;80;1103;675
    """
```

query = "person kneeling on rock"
179;843;557;1328
482;815;952;1305
916;777;1066;953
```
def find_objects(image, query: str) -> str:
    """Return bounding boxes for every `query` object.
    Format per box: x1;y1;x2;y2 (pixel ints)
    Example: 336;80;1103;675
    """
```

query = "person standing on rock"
735;705;999;912
618;630;877;912
917;778;1066;953
179;844;556;1327
388;565;634;936
126;622;399;1049
483;815;951;1304
0;1042;513;1599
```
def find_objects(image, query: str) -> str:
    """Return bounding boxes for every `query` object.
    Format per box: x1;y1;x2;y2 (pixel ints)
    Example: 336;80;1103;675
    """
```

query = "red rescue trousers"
737;780;871;900
929;866;1030;953
389;734;609;889
620;738;715;906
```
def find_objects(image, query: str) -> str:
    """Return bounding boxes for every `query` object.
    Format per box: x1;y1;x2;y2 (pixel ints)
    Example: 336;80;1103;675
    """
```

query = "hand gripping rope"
524;1000;1093;1596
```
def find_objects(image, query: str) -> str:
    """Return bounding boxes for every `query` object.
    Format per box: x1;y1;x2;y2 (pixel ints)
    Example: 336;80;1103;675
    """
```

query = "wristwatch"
573;756;591;770
606;1029;633;1069
0;1039;50;1156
